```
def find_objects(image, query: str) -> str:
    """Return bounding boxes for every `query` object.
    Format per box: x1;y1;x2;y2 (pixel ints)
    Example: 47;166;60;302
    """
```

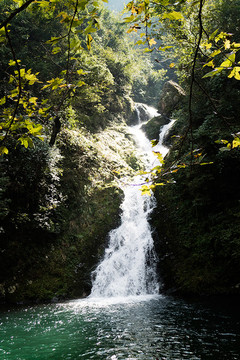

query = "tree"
0;0;108;154
122;0;240;192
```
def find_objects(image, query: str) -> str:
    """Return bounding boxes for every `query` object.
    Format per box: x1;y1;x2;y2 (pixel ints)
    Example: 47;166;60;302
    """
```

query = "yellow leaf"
0;96;6;105
0;146;9;155
52;47;61;54
29;97;38;104
209;49;221;58
202;42;212;49
228;66;240;80
162;11;184;21
86;34;93;50
141;185;151;196
203;60;214;68
149;38;156;47
232;137;240;148
224;39;231;49
169;63;175;68
153;151;164;163
77;69;86;75
220;53;235;68
8;60;16;66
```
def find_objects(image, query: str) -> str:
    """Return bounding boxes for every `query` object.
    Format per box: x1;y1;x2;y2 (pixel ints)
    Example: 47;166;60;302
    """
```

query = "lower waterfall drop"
90;104;174;298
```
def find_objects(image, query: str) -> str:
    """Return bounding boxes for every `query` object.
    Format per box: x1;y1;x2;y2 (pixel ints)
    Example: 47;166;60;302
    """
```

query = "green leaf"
0;97;6;105
124;15;137;23
18;137;29;148
144;48;153;53
209;49;221;58
209;28;219;41
203;68;223;78
200;162;214;166
77;69;86;75
158;45;173;51
29;97;38;105
162;11;184;21
219;53;235;68
52;47;61;54
77;80;85;87
29;124;42;135
135;40;145;45
215;139;229;144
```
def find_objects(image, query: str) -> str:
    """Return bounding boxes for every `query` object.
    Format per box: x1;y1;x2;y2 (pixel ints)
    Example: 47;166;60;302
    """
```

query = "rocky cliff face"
0;114;141;304
150;79;240;297
158;80;186;117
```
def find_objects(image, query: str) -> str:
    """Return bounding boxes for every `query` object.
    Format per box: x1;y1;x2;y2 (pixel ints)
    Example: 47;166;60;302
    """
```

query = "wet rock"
141;115;170;140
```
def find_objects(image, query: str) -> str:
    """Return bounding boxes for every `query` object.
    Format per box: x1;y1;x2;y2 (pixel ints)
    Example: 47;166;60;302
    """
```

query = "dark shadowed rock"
141;115;170;140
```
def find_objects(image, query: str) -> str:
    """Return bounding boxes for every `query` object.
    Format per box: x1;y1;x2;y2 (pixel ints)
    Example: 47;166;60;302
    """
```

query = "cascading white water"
90;103;174;298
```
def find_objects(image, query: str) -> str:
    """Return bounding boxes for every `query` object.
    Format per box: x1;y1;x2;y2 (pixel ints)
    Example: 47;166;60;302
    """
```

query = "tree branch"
66;0;79;82
188;0;204;160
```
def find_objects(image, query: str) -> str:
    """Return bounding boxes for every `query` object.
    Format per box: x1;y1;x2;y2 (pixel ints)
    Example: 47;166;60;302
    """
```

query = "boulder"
158;80;186;117
141;115;169;140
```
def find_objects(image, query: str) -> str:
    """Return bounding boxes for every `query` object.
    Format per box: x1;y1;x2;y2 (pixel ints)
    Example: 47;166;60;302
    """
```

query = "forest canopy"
0;0;166;155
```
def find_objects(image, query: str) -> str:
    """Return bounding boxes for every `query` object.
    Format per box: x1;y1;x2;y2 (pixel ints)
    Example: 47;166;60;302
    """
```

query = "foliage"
130;0;240;294
0;0;166;152
0;0;110;153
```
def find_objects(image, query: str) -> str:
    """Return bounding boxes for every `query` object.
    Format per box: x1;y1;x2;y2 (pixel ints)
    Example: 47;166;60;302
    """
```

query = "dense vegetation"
0;0;239;302
0;0;164;303
130;0;240;295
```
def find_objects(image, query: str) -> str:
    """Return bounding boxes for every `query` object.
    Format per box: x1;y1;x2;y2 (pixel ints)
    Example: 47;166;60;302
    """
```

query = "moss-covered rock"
0;119;142;304
141;115;170;140
158;80;186;117
152;135;240;296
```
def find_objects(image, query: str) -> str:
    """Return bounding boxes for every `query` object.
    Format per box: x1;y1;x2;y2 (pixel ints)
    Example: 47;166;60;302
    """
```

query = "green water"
0;295;239;360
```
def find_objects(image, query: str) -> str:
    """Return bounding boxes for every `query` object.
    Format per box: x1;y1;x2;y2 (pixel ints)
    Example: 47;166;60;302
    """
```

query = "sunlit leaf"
162;11;184;21
52;47;61;54
8;60;16;66
203;60;214;68
0;97;6;105
232;137;240;148
149;38;156;47
86;34;93;50
29;97;38;105
228;66;240;80
203;68;223;78
0;146;9;155
200;162;214;166
151;139;159;146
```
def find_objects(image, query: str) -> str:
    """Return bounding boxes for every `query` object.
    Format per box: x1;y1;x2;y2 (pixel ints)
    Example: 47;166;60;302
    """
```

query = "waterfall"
90;104;174;298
